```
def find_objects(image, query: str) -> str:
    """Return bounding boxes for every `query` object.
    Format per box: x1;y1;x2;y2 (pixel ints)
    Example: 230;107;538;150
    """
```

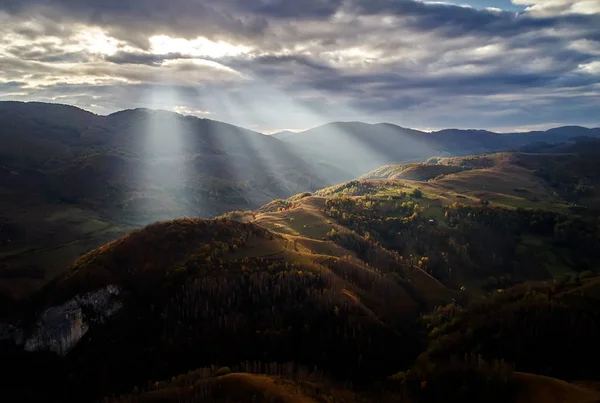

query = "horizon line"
1;99;598;137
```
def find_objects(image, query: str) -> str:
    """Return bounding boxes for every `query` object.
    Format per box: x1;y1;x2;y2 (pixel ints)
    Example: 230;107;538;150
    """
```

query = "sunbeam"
117;63;439;225
200;75;411;180
125;85;197;224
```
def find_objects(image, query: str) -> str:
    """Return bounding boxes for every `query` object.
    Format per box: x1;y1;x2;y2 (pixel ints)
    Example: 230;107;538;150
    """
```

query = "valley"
1;102;600;402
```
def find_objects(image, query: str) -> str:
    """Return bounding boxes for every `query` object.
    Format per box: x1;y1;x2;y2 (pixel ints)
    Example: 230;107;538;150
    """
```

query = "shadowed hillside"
4;216;428;401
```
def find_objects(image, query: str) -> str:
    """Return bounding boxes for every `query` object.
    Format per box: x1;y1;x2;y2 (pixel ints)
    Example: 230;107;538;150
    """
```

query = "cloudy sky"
0;0;598;133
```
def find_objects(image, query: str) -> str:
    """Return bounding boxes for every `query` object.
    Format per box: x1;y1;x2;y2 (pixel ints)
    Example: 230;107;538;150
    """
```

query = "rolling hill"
5;215;431;401
2;101;599;300
277;122;600;177
3;102;600;402
3;204;599;401
3;139;600;401
363;139;600;213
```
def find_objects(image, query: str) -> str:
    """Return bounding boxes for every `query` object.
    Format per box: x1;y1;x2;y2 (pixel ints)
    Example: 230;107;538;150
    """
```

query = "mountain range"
274;121;600;176
2;101;600;402
1;100;599;300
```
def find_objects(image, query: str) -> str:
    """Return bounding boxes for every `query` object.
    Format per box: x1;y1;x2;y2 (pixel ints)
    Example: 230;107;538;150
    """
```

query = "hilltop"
361;144;600;211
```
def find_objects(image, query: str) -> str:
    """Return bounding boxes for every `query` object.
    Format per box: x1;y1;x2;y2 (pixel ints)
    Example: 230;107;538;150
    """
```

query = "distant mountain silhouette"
279;122;600;176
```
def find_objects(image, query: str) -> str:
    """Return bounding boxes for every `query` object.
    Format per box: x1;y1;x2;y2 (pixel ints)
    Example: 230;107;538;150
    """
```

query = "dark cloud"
104;52;179;66
349;0;600;38
226;55;337;81
0;81;26;90
5;42;91;63
0;0;599;131
0;0;268;42
232;0;344;18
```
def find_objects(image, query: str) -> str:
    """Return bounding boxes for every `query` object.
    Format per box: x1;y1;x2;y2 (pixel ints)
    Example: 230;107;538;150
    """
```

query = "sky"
0;0;599;133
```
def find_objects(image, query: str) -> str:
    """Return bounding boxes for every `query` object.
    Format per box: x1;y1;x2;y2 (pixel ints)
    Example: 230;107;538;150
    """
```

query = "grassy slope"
362;163;467;181
361;153;568;211
51;214;420;317
435;154;566;210
251;196;453;308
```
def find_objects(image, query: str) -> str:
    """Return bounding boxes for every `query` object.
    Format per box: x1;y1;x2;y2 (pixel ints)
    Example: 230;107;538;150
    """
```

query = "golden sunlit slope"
37;189;460;324
248;195;454;308
362;163;468;181
44;213;422;323
360;152;569;211
434;153;566;210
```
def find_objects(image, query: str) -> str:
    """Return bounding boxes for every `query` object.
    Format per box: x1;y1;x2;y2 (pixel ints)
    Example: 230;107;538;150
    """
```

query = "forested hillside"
3;139;600;402
2;103;600;403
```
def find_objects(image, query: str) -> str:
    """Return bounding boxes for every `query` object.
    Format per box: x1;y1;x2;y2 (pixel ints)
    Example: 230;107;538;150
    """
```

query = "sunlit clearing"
150;35;252;58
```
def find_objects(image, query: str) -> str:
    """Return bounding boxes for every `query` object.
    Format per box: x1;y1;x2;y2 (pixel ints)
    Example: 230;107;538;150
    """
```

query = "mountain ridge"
4;100;598;137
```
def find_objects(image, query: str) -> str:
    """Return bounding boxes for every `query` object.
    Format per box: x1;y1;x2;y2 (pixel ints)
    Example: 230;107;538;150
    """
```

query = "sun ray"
124;85;198;223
